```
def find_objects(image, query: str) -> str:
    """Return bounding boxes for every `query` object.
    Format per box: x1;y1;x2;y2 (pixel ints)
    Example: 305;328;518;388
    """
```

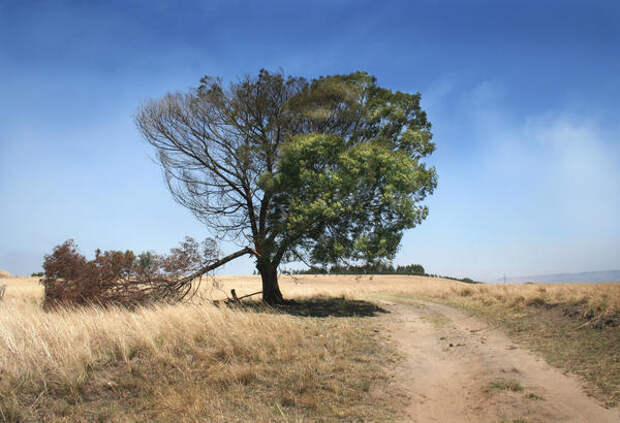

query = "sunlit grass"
0;276;397;422
1;274;617;419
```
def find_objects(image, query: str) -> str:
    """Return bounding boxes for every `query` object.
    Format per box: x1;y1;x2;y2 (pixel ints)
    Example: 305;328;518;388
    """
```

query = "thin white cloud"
400;79;620;280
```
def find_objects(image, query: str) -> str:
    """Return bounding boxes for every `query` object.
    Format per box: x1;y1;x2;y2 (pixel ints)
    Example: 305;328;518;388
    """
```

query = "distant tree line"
286;263;481;283
290;262;425;275
437;275;479;284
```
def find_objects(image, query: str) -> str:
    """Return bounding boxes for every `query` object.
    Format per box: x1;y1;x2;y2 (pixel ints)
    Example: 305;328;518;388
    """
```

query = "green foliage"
266;72;437;266
396;264;426;275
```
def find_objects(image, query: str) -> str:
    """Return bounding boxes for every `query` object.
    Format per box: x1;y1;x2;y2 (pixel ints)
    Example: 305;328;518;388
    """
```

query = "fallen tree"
41;237;258;309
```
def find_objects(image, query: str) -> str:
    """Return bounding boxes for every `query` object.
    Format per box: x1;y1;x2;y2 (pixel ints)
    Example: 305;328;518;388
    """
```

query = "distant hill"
0;269;12;278
496;270;620;283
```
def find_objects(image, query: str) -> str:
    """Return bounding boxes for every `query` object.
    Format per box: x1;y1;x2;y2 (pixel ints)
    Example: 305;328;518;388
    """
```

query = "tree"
136;70;437;304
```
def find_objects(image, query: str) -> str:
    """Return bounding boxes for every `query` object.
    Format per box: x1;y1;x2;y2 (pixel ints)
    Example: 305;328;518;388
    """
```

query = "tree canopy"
136;70;437;303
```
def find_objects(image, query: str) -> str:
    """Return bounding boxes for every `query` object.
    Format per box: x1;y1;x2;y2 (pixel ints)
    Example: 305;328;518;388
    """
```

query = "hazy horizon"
1;1;619;280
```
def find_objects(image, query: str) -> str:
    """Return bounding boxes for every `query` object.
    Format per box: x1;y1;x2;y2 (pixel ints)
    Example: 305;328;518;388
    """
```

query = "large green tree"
136;70;437;304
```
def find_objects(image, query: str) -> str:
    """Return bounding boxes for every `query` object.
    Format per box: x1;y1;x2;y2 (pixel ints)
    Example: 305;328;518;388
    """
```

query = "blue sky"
1;0;618;280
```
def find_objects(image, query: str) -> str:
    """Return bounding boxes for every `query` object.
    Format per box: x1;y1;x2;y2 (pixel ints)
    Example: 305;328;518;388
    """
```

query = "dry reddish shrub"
42;237;220;309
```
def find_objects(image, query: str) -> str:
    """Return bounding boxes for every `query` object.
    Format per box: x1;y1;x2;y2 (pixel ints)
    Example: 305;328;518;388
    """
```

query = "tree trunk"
258;261;283;305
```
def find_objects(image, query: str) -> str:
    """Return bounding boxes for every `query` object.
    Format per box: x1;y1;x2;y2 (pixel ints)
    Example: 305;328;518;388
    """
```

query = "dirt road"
378;300;619;422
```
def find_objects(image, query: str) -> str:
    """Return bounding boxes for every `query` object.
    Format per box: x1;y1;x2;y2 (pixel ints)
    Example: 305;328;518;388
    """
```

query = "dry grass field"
0;273;618;421
0;275;399;422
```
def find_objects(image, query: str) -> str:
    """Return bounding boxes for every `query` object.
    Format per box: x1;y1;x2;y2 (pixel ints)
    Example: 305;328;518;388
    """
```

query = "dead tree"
41;237;258;309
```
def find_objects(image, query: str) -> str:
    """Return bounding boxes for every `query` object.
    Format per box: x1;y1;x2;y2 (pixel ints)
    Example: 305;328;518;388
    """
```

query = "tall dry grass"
1;298;298;390
1;274;618;418
0;276;396;422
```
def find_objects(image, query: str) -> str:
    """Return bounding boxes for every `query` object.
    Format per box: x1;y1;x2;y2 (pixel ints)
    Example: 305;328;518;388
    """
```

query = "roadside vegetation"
437;282;619;406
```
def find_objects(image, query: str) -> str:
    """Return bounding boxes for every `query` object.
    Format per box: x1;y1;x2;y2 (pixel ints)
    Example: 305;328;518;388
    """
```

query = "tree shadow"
236;296;389;318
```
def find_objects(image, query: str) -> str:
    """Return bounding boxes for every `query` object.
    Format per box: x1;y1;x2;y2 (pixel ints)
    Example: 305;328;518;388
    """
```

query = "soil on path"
378;299;619;423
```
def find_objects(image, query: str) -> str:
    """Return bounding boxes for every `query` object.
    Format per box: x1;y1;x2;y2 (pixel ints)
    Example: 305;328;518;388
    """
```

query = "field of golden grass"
0;276;398;422
0;274;618;421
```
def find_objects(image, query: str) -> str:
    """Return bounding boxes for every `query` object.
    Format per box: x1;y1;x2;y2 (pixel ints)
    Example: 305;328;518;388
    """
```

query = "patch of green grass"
490;379;524;392
525;392;544;400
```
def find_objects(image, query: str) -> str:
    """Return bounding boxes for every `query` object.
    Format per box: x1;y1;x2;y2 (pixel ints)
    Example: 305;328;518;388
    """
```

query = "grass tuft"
490;379;524;392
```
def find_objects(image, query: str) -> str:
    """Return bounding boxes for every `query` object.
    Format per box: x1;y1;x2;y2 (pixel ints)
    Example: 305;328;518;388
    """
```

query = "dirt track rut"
378;300;619;422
